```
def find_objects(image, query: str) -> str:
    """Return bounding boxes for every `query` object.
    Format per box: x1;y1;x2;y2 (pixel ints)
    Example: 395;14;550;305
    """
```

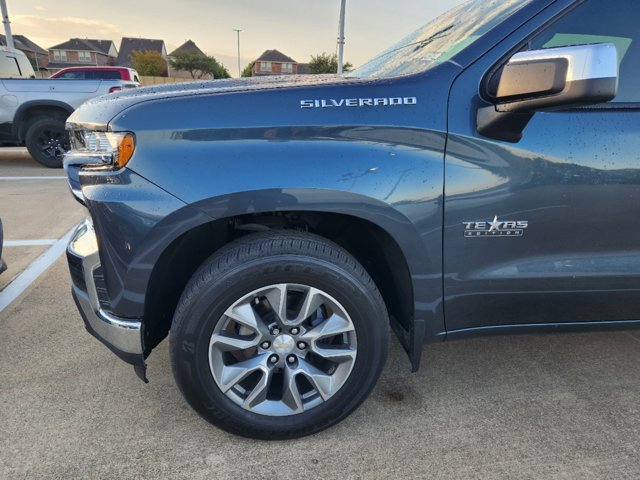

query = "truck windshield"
348;0;532;78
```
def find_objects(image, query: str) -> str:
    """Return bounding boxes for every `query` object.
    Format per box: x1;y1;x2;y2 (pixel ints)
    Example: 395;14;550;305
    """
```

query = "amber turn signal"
116;133;135;168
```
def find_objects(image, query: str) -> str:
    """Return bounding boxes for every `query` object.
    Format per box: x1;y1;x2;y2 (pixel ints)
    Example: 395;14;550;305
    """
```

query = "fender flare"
127;188;439;369
12;100;74;141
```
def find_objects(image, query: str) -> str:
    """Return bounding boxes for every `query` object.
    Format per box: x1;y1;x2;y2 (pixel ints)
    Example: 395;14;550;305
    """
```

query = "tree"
170;51;231;79
211;59;231;79
241;61;255;78
130;50;167;76
308;52;353;74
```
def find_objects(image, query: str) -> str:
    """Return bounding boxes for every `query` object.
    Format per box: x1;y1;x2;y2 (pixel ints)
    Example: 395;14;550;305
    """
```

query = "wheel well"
143;212;414;354
17;106;71;143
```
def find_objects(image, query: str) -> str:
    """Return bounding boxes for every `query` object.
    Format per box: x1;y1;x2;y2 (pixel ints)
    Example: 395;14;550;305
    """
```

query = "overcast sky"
10;0;466;76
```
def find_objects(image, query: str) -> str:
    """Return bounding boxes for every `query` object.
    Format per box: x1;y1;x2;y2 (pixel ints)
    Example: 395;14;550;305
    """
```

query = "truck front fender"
81;164;444;370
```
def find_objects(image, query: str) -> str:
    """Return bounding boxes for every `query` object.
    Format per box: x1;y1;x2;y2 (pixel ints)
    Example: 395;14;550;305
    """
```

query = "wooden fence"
139;76;202;86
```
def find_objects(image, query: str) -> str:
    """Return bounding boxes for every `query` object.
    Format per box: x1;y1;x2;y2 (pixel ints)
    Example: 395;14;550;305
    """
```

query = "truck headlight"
67;131;135;169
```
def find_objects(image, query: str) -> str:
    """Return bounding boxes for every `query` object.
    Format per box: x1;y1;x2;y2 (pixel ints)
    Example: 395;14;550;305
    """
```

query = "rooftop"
0;34;47;55
255;49;297;64
169;40;206;57
117;37;166;67
48;38;114;55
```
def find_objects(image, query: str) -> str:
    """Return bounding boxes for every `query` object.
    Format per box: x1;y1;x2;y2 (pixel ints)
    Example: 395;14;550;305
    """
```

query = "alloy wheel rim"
208;283;358;416
37;129;69;159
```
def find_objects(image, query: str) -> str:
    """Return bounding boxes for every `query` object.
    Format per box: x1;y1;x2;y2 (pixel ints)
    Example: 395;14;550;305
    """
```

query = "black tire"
24;117;70;168
170;231;389;439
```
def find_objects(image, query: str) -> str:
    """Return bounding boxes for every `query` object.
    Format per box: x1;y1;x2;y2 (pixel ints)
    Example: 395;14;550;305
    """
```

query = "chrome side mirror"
477;43;619;142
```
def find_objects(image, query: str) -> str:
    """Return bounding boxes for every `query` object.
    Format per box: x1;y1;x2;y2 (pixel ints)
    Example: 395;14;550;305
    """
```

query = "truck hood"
66;75;364;130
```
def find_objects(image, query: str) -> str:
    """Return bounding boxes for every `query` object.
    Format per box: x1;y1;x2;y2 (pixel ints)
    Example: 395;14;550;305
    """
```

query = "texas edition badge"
463;216;529;238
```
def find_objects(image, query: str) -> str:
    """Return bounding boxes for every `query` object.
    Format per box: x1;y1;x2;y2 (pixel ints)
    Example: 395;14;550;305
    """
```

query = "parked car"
0;75;137;167
0;46;35;79
50;66;140;86
63;0;639;439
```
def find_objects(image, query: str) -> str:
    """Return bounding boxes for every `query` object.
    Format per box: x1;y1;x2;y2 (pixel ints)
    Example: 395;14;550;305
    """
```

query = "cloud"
12;14;122;49
14;14;120;30
33;6;46;11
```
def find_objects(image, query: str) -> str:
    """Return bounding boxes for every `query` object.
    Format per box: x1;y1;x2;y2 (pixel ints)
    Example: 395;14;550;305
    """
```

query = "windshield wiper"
411;24;455;52
368;24;456;60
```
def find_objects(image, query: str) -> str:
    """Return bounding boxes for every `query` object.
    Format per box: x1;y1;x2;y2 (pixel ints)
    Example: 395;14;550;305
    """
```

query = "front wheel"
170;231;389;439
25;117;70;168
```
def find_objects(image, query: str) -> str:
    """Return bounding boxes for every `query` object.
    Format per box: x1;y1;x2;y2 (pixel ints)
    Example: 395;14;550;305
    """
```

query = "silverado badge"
300;97;417;109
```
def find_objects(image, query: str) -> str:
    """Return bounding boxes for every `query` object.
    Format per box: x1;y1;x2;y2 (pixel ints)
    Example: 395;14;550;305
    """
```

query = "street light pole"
337;0;346;74
0;0;15;49
233;28;243;78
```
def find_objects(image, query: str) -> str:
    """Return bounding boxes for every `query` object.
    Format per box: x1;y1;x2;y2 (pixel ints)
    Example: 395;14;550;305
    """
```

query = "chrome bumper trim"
68;219;143;356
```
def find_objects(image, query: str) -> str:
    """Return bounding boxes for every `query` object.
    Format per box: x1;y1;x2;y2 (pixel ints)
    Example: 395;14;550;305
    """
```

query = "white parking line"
0;176;67;180
0;227;76;313
0;149;29;154
4;239;57;247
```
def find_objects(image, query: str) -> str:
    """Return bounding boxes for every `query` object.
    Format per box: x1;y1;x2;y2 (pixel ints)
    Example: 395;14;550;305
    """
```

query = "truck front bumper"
67;219;147;381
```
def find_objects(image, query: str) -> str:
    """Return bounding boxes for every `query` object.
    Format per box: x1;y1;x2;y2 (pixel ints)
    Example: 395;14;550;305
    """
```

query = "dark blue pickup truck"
63;0;639;439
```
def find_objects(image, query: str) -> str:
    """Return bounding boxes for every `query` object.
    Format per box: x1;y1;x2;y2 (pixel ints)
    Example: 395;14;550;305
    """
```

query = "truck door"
443;0;640;333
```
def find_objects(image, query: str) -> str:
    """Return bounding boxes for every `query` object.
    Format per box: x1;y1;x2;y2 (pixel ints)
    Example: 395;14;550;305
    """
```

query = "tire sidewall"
171;253;388;438
25;117;68;168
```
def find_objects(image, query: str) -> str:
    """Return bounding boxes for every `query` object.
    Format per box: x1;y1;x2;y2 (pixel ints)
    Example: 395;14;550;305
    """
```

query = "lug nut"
269;355;279;364
290;327;300;335
297;342;306;350
271;327;281;335
261;341;271;349
287;355;296;364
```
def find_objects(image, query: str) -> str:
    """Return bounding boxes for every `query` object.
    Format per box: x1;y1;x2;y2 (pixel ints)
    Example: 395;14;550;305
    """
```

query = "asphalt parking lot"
1;149;640;479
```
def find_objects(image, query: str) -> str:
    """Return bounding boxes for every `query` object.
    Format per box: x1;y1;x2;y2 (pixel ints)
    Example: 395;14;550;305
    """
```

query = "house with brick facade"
252;49;303;76
47;38;118;72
